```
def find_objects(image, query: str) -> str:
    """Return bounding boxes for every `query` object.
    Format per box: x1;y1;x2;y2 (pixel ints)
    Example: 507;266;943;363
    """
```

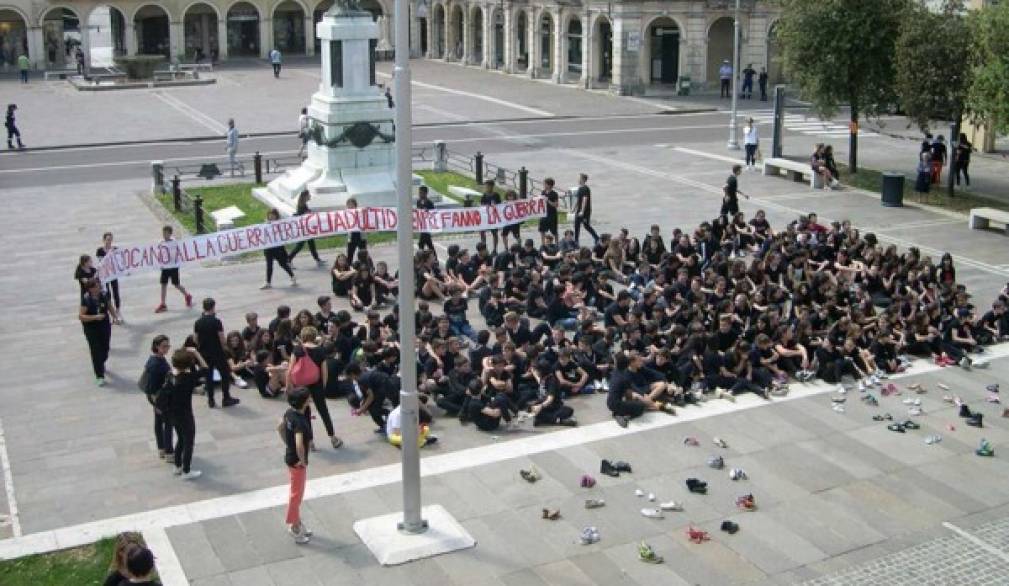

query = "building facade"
0;0;784;95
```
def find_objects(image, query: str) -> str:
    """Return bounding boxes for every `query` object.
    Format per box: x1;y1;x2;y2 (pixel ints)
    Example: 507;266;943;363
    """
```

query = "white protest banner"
97;197;546;282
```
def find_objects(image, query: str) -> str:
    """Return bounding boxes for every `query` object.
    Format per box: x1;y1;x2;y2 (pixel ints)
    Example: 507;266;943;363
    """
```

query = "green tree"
894;0;973;133
968;0;1009;135
775;0;909;172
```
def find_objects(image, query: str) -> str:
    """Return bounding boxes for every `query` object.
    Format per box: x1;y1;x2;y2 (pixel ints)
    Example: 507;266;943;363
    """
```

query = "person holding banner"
261;209;298;290
155;226;193;314
501;190;522;250
539;178;560;242
416;186;436;256
79;278;118;386
346;197;368;265
96;232;123;321
287;191;324;267
479;181;501;254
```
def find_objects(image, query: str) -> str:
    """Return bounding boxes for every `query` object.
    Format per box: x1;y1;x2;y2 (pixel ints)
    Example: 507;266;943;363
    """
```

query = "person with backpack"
141;335;173;462
278;387;312;544
169;348;203;479
287;327;342;449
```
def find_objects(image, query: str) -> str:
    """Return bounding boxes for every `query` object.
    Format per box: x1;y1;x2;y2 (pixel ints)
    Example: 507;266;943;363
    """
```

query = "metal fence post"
433;140;448;172
194;195;205;234
172;176;182;211
518;166;528;199
254;151;263;184
151;161;165;194
474;151;484;184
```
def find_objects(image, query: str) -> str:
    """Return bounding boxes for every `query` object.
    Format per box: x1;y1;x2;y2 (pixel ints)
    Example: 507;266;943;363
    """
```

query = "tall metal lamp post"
726;0;741;150
393;0;426;535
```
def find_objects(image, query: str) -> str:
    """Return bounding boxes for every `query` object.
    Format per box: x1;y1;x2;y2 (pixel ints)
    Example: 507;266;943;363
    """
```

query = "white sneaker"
181;470;202;480
659;501;683;511
647;493;656;502
640;508;664;519
234;378;248;389
858;381;866;392
173;467;183;476
259;283;272;290
288;526;310;544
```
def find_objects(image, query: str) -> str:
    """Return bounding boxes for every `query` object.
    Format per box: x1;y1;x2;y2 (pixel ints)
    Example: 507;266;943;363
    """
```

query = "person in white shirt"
743;118;759;170
225;118;239;176
297;107;309;158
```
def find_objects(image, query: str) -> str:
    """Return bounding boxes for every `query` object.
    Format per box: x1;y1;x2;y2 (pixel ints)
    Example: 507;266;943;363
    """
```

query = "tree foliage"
967;0;1009;135
774;0;909;170
894;1;973;132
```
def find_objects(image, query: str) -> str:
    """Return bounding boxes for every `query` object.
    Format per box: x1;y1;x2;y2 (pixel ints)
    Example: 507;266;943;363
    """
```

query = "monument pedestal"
353;504;475;566
254;7;400;216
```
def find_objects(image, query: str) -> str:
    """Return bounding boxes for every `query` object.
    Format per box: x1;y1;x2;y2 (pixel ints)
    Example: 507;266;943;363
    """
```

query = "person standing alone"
278;387;312;544
17;53;29;84
6;104;24;150
719;60;733;99
270;47;283;78
194;297;240;409
759;66;769;101
80;278;118;386
574;173;599;246
225;119;239;176
955;133;973;190
721;165;749;218
741;64;756;99
743;118;759;170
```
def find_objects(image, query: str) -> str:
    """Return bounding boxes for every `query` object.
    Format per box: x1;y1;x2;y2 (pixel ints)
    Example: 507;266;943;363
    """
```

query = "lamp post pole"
727;0;741;150
394;0;427;535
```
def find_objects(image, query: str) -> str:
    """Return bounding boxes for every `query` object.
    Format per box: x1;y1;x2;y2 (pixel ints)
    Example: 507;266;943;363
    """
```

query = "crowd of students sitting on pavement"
141;201;1009;465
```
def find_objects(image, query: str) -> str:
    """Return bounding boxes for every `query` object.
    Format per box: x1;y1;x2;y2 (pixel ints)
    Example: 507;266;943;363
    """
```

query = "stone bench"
210;205;245;231
763;157;824;189
178;63;213;72
448;185;482;205
969;207;1009;236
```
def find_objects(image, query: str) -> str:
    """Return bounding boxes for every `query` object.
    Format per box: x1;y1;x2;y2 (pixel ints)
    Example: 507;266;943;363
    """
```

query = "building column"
425;10;434;58
217;17;228;59
687;12;706;84
612;11;642;95
581;11;591;88
259;16;271;58
552;8;563;83
28;26;43;69
528;7;537;77
201;15;212;56
502;6;513;72
410;5;422;57
305;15;315;56
481;4;490;68
124;23;137;56
462;8;471;64
170;20;183;61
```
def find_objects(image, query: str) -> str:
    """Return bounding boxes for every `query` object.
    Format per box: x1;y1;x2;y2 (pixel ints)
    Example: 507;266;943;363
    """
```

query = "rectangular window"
369;39;377;86
330;40;343;87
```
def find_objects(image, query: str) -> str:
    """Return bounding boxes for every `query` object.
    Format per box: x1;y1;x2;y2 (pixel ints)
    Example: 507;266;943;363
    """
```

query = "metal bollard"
474;151;484;184
518;166;528;199
194;195;205;234
433;140;448;172
172;176;182;211
254;151;263;184
151;160;165;194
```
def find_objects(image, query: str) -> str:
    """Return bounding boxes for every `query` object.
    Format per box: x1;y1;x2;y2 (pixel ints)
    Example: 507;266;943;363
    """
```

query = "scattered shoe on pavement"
640;508;665;519
579;526;600;545
638;541;664;563
686;478;708;494
707;455;725;470
720;520;740;534
584;498;606;509
520;466;541;483
686;525;710;543
579;474;596;488
976;438;995;458
729;467;748;481
600;459;620;477
659;501;683;511
713;437;728;449
541;508;561;520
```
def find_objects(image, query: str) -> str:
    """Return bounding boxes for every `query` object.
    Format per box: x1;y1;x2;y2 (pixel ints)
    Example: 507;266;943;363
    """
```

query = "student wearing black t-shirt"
288;190;324;266
539;178;561;241
606;352;675;427
143;335;173;460
194;298;239;408
346;363;400;431
96;232;123;318
169;348;203;479
479;180;502;253
345;197;368;265
721;165;748;217
501;189;522;249
277;387;312;544
80;278;117;386
261;208;297;290
155;225;193;313
416;185;437;255
529;360;576;426
573;173;599;245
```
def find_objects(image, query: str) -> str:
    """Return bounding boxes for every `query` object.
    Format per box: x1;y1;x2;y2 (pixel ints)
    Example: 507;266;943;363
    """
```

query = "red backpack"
289;349;321;387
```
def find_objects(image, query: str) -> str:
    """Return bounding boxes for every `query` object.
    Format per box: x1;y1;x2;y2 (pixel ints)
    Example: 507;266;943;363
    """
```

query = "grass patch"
155;183;394;249
839;165;1008;214
417;170;569;224
0;536;153;586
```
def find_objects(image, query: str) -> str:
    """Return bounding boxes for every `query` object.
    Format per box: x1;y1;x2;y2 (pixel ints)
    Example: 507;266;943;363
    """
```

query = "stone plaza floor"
2;60;1009;584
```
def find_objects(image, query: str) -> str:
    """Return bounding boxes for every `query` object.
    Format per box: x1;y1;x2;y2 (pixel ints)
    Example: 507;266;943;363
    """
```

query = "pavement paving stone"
201;515;263;573
165;522;228;581
224;566;276;586
530;559;598;586
763;494;887;558
601;535;691;585
264;556;323;586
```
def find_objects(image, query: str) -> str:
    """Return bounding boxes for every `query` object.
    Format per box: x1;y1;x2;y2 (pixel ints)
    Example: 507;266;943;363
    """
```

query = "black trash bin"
881;172;905;207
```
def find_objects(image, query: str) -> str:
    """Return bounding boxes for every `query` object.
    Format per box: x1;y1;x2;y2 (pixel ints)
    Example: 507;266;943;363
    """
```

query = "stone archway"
646;16;680;85
469;5;482;65
0;8;29;68
42;6;81;68
515;9;528;70
183;2;218;62
566;16;581;76
431;3;444;58
133;4;169;57
539;11;553;76
226;1;260;57
707;16;734;86
273;0;306;54
594;15;612;82
449;4;463;61
85;5;126;67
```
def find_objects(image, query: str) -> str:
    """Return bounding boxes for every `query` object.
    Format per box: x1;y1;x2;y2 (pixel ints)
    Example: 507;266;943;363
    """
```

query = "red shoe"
736;494;756;511
686;526;709;544
935;356;947;367
184;293;193;308
154;304;167;313
942;356;957;367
